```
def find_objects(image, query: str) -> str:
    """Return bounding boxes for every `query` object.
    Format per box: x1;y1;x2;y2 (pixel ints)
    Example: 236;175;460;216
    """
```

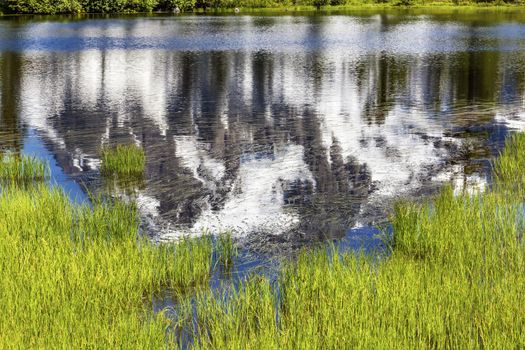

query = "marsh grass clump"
103;175;146;196
166;236;214;291
0;153;48;185
216;231;238;270
101;144;146;178
173;132;525;349
493;132;525;195
0;182;214;348
177;274;277;349
179;196;525;348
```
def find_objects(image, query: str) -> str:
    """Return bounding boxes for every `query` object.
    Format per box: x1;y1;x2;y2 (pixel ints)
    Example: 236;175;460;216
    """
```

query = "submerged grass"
174;132;525;349
0;153;48;185
101;144;146;178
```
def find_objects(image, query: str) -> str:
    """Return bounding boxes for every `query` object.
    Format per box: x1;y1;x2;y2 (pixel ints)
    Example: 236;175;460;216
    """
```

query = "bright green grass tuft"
0;153;48;185
101;144;146;178
216;231;238;270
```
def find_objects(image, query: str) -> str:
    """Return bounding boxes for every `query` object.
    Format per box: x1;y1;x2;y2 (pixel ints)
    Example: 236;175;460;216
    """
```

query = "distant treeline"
0;0;522;14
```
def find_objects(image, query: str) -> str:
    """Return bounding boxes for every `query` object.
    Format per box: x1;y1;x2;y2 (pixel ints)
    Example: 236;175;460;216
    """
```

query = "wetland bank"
2;9;525;348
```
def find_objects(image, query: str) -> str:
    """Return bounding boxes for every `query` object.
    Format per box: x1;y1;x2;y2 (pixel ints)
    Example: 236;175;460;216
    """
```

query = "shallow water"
1;10;525;251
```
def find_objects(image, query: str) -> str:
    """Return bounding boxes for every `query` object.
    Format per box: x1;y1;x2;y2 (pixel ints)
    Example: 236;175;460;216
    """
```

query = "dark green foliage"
329;0;348;6
395;0;413;6
1;0;525;13
2;0;161;13
157;0;196;10
312;0;330;8
4;0;82;14
80;0;158;13
1;0;198;14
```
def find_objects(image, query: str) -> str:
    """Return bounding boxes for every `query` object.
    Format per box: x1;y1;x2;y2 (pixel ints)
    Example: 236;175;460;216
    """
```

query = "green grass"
0;182;214;348
493;132;525;195
216;231;238;270
4;131;525;349
101;144;146;178
2;0;525;16
173;132;525;349
0;153;48;185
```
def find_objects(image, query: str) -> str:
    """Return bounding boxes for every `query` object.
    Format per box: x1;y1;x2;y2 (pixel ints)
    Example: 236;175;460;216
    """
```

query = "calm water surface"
1;11;525;251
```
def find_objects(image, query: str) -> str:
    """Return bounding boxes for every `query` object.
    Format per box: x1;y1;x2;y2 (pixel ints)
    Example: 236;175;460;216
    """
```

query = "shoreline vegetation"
0;0;524;15
1;131;525;348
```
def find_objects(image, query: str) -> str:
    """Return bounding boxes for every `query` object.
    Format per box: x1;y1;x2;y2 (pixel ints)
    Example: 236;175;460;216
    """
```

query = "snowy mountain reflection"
1;14;525;243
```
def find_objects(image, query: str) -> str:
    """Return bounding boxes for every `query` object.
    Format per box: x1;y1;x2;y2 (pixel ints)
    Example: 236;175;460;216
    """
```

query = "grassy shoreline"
0;183;216;348
1;2;524;17
210;3;525;11
195;4;525;14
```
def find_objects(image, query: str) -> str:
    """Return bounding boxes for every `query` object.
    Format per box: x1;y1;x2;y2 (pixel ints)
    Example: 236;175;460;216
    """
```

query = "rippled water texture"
1;11;525;247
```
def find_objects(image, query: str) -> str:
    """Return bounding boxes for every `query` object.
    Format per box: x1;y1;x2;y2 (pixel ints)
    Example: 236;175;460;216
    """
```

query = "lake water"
1;10;525;252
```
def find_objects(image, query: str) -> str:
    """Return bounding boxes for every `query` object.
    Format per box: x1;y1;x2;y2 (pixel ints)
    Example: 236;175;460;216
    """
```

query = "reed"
100;144;146;178
167;236;214;291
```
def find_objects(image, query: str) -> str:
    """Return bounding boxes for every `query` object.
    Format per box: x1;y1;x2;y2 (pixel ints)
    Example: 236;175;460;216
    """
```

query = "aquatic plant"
0;153;48;185
178;193;525;348
168;236;214;291
100;144;146;178
216;231;238;269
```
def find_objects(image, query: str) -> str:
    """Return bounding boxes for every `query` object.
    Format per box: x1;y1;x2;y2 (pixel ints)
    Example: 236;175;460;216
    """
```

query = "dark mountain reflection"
0;52;24;151
1;13;525;244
